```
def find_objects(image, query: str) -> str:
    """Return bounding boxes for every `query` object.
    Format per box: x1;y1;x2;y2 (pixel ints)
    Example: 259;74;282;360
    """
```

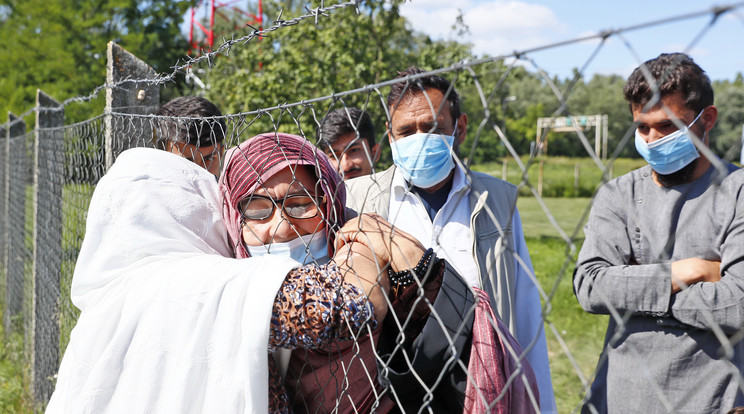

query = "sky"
398;0;744;81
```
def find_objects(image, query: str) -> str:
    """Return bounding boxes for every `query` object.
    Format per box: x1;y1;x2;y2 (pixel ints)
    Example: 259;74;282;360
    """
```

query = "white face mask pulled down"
245;233;329;265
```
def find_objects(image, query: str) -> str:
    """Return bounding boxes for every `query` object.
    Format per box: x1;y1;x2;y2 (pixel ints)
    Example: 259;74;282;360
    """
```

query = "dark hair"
387;67;461;125
154;96;226;149
317;108;376;150
623;53;713;114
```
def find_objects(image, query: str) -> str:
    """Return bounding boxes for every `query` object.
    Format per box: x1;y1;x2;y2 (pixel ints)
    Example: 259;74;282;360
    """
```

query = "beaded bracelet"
388;248;436;290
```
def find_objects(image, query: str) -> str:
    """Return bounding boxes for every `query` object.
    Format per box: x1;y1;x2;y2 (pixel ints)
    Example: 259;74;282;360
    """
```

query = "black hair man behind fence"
154;96;226;177
574;52;744;412
317;107;380;180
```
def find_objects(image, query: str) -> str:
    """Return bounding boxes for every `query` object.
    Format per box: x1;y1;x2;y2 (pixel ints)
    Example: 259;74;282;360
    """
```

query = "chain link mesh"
2;2;744;412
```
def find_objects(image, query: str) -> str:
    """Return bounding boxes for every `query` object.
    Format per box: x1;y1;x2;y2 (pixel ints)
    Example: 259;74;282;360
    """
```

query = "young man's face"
632;92;717;186
166;142;225;178
324;133;379;180
632;93;706;145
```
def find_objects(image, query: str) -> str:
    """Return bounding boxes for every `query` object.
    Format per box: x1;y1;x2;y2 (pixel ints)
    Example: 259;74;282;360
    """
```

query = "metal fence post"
1;119;7;309
5;113;27;336
104;41;160;171
33;90;64;407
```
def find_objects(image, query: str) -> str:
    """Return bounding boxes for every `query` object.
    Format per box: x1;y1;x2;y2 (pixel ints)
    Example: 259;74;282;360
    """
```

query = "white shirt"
387;163;558;413
389;164;479;285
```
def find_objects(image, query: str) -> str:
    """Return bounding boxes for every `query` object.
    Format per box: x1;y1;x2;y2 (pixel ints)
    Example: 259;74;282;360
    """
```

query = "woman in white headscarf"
46;147;405;413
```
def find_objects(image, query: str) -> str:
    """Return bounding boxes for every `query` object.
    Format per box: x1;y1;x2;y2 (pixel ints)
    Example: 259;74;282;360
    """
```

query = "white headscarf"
47;148;298;414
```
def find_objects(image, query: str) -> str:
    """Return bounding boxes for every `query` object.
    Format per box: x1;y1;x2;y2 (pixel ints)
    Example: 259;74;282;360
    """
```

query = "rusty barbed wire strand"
58;0;365;107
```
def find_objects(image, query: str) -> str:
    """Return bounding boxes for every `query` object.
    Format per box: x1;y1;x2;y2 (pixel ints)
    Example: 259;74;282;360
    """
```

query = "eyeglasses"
239;194;326;221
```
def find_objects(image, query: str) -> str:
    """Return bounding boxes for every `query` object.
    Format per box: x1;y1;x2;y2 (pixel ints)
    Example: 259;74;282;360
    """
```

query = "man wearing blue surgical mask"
633;88;716;187
575;53;744;412
345;67;556;413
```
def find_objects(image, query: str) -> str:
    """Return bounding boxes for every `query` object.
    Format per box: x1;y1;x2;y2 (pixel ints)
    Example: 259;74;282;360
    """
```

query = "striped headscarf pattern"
218;132;346;259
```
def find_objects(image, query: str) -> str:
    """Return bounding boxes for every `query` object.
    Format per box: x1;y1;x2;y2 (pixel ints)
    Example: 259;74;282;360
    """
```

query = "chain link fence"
2;2;744;412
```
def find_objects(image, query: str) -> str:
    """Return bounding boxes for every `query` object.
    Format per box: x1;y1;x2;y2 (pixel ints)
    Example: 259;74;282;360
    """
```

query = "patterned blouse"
267;263;376;413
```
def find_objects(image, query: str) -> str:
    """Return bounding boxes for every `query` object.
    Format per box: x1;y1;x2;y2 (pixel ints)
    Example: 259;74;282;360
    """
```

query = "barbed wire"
87;2;743;122
57;0;366;108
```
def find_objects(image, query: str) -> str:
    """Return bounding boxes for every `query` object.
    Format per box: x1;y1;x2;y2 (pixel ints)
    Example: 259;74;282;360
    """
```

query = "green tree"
711;79;744;161
206;0;409;120
507;103;547;155
0;0;191;123
564;73;633;158
455;61;522;163
469;66;557;160
203;0;478;156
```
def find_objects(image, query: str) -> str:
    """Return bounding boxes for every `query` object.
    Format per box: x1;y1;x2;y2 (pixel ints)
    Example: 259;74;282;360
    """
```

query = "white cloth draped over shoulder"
46;148;299;414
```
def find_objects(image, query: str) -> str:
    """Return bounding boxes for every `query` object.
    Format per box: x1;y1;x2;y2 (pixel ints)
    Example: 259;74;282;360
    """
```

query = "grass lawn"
518;196;593;240
518;196;608;413
473;155;646;198
0;326;32;413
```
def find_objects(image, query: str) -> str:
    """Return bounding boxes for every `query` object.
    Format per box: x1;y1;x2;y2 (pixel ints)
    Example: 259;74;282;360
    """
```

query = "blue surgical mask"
634;110;705;175
391;122;457;188
246;233;329;265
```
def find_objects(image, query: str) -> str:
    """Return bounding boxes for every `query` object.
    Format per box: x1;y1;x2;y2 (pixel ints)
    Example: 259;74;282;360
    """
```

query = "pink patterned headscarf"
219;133;346;259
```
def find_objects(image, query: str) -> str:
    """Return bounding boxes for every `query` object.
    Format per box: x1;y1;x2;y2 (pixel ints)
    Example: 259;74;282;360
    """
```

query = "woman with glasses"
219;133;425;413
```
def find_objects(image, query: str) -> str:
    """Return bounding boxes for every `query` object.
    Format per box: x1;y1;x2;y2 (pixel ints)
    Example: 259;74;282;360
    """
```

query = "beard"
655;158;698;187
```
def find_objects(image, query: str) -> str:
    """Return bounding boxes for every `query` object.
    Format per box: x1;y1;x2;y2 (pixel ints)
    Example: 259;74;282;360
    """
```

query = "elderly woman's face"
240;166;326;246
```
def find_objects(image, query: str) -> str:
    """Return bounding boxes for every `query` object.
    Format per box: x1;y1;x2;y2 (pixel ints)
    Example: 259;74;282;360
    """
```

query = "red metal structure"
189;0;263;55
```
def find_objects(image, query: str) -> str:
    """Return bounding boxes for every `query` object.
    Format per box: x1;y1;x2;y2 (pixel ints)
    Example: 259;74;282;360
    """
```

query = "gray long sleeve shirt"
574;163;744;414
